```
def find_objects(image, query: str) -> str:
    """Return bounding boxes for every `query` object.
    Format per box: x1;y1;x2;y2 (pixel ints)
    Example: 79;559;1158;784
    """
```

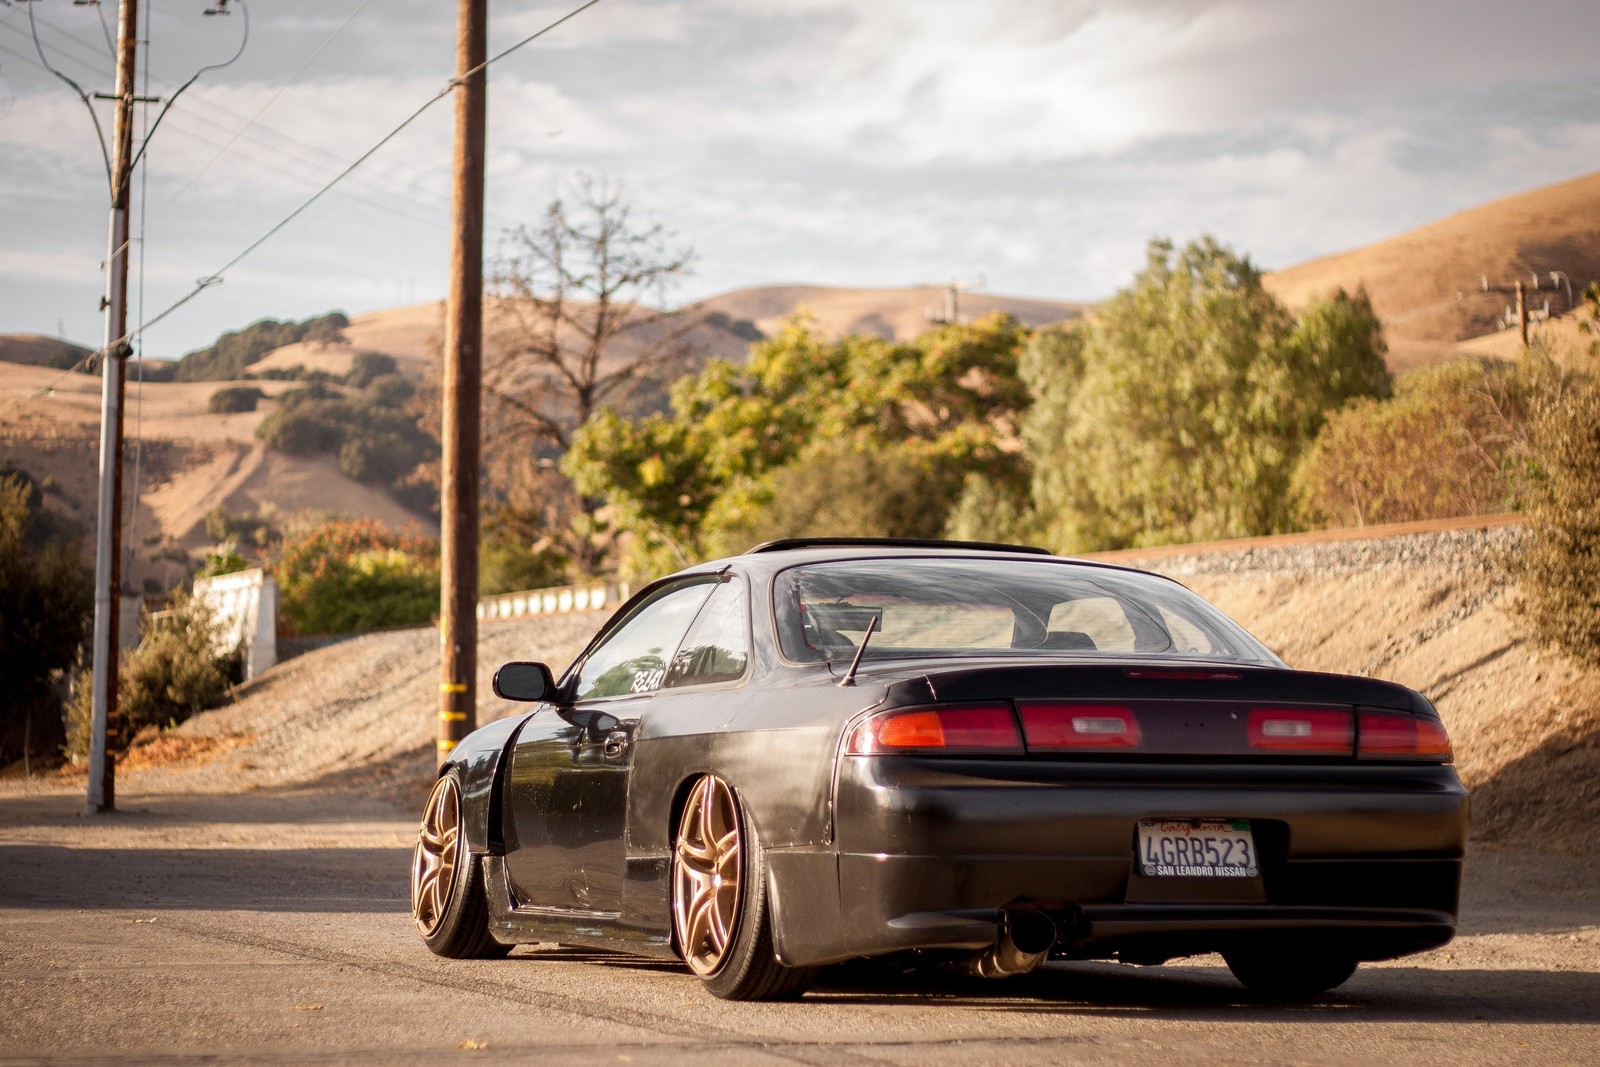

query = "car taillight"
1247;708;1353;754
1358;710;1453;761
1018;703;1142;749
845;704;1023;754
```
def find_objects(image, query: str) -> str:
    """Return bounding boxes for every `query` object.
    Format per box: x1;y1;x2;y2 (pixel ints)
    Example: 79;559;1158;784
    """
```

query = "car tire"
671;774;817;1001
412;770;510;959
1222;947;1358;996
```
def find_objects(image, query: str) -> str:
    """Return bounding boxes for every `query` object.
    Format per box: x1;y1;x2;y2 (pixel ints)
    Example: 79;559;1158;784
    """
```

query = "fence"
476;580;630;622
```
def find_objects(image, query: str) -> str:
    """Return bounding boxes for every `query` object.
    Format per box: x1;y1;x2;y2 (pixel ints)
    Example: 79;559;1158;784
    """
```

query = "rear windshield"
772;557;1281;667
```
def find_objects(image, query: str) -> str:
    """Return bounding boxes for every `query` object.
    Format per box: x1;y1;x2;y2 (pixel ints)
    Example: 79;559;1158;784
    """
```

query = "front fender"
445;711;538;855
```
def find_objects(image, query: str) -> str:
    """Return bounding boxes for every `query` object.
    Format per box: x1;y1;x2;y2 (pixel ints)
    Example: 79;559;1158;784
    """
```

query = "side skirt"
481;855;679;960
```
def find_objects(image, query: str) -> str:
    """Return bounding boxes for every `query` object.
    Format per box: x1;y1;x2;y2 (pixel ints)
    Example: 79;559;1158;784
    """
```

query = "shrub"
203;506;278;549
0;471;92;767
1512;379;1600;668
208;386;265;414
1293;354;1564;527
65;591;236;761
271;516;439;636
345;351;398;389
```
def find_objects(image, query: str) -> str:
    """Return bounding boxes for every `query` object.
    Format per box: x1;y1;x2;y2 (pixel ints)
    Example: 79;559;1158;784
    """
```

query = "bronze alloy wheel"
412;774;463;936
672;775;744;976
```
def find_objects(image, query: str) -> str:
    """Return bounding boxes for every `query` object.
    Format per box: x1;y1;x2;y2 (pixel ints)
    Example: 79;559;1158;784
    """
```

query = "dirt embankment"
1122;526;1600;852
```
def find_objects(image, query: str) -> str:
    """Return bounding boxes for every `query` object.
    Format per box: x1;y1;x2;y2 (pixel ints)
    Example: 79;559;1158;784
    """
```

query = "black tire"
671;775;817;1001
1223;947;1358;996
411;770;510;959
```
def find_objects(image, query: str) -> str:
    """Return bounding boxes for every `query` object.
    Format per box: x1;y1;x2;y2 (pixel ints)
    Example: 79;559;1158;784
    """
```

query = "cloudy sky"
2;0;1597;359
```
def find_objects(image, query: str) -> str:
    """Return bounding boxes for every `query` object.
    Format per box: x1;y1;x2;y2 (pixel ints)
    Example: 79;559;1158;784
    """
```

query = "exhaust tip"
1007;910;1058;956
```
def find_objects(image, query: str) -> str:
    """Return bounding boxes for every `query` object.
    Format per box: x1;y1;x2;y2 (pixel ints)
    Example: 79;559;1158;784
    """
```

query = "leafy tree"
255;380;437;497
479;458;576;594
947;324;1087;547
1028;238;1390;550
208;385;265;414
1293;353;1565;527
1512;377;1600;667
345;350;398;389
271;516;439;636
175;312;349;382
568;313;1031;577
0;471;92;767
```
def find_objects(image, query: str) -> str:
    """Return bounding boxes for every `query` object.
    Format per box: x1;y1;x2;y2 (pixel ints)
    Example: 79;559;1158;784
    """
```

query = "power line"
0;16;510;231
0;23;463;231
23;0;112;191
121;0;607;351
163;0;373;204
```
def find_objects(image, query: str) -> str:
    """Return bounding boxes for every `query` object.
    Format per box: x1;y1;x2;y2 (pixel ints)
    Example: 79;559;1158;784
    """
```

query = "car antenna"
838;614;878;688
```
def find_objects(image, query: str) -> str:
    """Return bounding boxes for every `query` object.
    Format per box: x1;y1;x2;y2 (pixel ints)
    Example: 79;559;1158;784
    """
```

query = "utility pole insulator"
438;0;487;768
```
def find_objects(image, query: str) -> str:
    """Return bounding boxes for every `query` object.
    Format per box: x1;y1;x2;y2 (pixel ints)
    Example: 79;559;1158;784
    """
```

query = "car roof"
688;538;1171;585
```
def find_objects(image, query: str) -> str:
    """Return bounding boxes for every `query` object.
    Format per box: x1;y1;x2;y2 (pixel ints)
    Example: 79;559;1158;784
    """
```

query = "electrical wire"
164;0;373;205
3;0;607;412
122;0;249;196
121;0;608;351
0;17;511;232
93;0;115;59
125;0;153;581
26;0;112;192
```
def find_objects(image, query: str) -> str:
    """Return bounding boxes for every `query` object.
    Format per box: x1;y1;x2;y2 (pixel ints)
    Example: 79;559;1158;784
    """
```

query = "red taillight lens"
846;704;1023;754
1247;708;1353;753
1358;711;1453;761
1018;703;1142;749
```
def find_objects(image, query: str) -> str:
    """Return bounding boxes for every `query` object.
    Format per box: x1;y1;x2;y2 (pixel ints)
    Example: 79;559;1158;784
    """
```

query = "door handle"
602;729;630;759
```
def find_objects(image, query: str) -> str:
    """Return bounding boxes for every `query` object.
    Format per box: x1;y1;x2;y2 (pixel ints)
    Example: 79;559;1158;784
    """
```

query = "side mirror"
492;661;554;702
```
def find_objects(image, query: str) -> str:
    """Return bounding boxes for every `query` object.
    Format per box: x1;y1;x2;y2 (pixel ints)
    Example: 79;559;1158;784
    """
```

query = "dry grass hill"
1265;170;1600;370
3;170;1598;581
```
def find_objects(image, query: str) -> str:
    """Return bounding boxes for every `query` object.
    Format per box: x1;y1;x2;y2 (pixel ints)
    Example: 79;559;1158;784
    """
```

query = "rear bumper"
767;756;1467;968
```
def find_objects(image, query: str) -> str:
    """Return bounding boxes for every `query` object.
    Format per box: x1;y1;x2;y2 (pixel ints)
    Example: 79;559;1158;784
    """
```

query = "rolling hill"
3;168;1597;583
1265;170;1600;369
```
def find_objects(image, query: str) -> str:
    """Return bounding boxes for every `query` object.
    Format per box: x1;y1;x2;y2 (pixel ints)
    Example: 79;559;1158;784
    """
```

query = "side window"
665;578;750;688
572;582;716;701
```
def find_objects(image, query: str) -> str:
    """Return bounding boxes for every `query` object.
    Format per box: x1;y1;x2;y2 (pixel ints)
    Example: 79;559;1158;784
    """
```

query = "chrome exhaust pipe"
956;911;1057;978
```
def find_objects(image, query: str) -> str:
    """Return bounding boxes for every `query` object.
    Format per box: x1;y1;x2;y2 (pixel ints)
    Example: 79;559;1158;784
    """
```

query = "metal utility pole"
438;0;487;766
86;0;141;815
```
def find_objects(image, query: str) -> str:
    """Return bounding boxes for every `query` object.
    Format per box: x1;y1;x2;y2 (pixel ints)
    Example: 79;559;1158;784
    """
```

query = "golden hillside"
1266;170;1600;369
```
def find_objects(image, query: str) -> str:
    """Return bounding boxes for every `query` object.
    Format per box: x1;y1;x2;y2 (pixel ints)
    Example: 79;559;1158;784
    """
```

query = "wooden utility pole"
1515;280;1528;350
438;0;487;766
85;0;141;815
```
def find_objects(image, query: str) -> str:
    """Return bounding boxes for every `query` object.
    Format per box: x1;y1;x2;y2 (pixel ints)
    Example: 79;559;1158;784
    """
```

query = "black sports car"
411;539;1467;1000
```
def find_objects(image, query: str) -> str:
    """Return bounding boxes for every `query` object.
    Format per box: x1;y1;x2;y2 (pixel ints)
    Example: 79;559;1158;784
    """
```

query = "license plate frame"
1136;818;1259;878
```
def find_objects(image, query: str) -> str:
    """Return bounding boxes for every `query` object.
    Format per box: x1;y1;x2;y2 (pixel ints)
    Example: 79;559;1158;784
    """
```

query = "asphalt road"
2;785;1597;1067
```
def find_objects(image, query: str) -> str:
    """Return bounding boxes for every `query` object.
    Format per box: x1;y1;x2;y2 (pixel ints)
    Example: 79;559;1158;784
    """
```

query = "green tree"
175;312;348;381
208;385;265;414
1029;238;1389;550
0;471;92;767
271;516;439;636
568;313;1031;577
1512;378;1600;667
1293;353;1563;527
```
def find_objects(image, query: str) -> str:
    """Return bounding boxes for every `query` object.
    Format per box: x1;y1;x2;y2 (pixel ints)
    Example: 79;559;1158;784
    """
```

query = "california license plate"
1136;819;1259;878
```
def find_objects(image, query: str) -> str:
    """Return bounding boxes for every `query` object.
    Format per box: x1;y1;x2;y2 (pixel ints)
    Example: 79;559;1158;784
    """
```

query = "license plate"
1136;819;1259;878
